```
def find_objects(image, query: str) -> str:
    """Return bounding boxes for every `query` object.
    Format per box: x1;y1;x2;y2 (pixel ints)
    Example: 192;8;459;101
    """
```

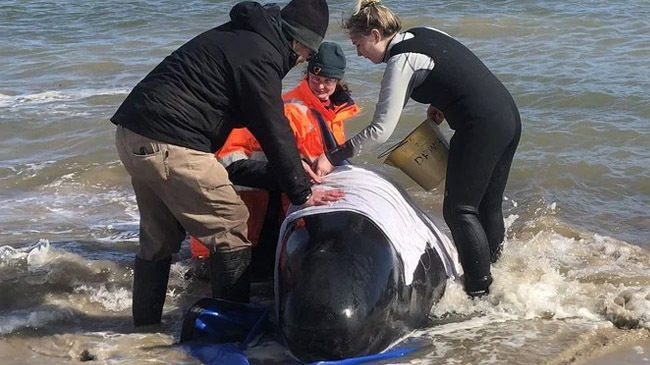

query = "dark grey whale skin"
277;208;448;362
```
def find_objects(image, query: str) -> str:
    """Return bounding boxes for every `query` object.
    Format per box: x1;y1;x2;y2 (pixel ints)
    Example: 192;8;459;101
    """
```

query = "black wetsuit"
400;27;521;294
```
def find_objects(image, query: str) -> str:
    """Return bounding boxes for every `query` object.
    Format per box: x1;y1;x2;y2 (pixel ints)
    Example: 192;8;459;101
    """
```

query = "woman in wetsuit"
314;0;521;297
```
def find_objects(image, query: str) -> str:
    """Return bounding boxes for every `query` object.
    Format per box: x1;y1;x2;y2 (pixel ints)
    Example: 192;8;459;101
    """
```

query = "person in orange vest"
189;41;360;279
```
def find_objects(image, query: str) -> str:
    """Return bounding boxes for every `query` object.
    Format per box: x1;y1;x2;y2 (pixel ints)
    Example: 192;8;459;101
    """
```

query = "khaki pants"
115;125;250;261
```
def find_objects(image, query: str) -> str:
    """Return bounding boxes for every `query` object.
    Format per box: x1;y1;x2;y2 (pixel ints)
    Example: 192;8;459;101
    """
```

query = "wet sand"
544;329;650;365
588;338;650;365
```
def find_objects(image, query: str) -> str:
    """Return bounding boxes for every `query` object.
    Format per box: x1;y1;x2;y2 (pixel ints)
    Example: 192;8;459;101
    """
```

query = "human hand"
427;105;445;125
302;187;345;207
302;159;323;184
313;153;334;177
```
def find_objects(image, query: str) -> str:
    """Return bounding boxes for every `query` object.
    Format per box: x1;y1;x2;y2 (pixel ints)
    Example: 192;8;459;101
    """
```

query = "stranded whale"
275;165;461;361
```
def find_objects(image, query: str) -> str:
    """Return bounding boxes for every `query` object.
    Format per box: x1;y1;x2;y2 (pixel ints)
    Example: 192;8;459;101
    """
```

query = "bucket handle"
377;118;437;159
377;138;409;159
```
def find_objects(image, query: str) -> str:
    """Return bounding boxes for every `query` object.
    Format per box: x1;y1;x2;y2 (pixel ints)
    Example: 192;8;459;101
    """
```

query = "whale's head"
277;211;405;362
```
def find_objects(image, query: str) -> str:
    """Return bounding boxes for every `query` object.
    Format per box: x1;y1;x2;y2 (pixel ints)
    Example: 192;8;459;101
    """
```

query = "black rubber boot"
464;273;493;298
132;256;171;326
209;248;251;303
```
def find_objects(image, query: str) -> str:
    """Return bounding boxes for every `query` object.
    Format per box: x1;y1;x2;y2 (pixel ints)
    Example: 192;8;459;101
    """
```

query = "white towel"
276;165;462;285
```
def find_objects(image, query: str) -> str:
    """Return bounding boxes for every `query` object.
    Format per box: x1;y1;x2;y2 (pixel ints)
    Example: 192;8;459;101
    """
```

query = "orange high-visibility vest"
218;78;360;163
190;78;360;258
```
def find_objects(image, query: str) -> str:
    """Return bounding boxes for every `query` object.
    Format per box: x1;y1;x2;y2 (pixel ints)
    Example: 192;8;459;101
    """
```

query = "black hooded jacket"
110;2;311;205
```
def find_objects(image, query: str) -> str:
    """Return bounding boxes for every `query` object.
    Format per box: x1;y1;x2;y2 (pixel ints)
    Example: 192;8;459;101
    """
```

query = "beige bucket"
379;118;449;191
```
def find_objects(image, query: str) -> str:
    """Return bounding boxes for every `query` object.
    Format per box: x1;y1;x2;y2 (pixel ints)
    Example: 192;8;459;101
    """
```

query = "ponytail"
343;0;401;37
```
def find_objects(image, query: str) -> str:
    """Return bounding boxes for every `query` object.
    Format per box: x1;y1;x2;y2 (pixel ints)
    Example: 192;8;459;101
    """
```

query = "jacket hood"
229;1;297;73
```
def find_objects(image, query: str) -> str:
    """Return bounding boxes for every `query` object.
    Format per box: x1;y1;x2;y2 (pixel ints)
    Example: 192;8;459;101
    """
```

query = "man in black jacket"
111;0;342;327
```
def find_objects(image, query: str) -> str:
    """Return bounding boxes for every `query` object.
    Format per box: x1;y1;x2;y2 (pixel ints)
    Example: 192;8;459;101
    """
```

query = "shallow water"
1;0;649;364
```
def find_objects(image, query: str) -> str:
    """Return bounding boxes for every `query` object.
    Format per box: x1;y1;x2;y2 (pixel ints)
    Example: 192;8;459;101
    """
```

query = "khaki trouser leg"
115;125;250;259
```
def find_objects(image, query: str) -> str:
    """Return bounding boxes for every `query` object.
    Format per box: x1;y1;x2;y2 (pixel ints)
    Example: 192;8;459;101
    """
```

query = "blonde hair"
343;0;401;38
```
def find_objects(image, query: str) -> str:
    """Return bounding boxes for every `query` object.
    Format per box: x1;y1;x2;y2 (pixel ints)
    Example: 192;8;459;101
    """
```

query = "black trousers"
443;104;521;293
